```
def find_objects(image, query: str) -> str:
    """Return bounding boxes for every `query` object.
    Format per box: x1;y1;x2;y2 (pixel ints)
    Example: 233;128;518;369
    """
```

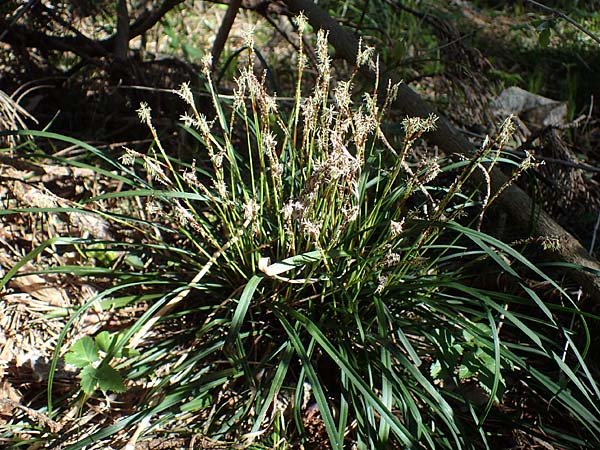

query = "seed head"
174;82;194;107
137;102;152;124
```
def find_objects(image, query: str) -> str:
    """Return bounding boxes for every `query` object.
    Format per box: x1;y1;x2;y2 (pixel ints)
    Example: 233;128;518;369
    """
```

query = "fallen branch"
283;0;600;305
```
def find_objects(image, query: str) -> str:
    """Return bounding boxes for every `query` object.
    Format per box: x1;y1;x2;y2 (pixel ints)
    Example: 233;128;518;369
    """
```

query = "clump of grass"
2;17;600;450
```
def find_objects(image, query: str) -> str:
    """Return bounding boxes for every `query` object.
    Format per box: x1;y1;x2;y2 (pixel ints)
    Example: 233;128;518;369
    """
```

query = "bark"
283;0;600;305
114;0;130;61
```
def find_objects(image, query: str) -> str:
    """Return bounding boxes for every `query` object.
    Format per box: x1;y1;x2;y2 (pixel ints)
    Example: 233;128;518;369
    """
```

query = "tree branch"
114;0;130;61
0;0;185;60
211;0;243;69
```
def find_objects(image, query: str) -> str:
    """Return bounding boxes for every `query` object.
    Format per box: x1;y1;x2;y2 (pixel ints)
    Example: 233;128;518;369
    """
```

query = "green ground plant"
2;17;600;450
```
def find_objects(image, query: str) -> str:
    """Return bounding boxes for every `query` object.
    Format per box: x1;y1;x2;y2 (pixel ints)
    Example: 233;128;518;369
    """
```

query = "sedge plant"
2;17;600;450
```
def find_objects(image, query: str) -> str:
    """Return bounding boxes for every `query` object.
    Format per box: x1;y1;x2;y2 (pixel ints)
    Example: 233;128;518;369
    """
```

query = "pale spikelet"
242;26;256;51
240;67;257;97
262;131;277;156
183;160;201;188
542;236;561;251
243;199;259;224
137;102;152;124
315;128;329;157
356;38;375;69
240;67;278;118
361;90;376;113
481;135;491;151
282;200;296;221
421;159;441;184
201;54;213;76
233;73;247;111
120;146;141;165
173;200;200;230
375;275;388;294
255;74;278;116
385;80;401;104
213;179;228;199
145;199;162;216
521;150;537;170
498;115;516;147
196;113;213;137
483;140;540;212
475;162;492;230
390;218;405;237
352;109;377;157
292;14;308;73
316;30;331;78
262;89;278;115
300;218;322;241
211;149;225;169
323;105;336;128
181;109;218;164
301;97;319;139
301;95;317;120
329;134;360;180
342;205;359;222
262;132;282;184
352;117;371;154
179;112;196;128
304;184;319;205
136;101;173;187
297;47;307;74
173;82;194;107
335;113;352;137
403;114;438;141
334;80;353;111
143;152;170;186
293;13;308;33
282;201;295;238
288;199;310;223
283;200;308;236
272;161;284;183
